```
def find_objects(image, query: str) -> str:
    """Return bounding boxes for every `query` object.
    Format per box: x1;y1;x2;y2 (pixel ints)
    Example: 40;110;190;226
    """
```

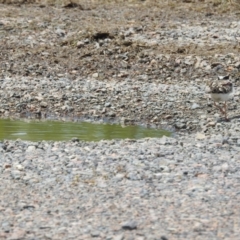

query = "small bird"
206;76;234;120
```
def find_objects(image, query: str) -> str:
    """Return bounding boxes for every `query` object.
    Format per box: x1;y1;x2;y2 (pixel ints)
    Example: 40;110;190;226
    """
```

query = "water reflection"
0;119;170;141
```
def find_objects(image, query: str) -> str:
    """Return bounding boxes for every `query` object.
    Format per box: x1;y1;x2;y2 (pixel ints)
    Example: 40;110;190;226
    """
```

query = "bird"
206;76;234;120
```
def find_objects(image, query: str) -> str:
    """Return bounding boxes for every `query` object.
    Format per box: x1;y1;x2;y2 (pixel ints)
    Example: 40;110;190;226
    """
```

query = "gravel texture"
0;1;240;239
1;133;240;239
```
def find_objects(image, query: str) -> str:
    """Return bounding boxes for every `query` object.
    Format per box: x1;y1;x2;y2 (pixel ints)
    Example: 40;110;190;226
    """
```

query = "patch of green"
0;118;170;141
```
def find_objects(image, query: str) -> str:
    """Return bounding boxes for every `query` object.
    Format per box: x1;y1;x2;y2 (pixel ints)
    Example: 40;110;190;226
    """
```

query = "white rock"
16;164;24;171
26;146;36;153
221;163;229;172
92;73;99;78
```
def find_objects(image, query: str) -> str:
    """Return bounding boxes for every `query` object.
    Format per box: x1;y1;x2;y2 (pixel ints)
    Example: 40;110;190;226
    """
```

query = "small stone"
40;101;48;108
118;72;128;78
160;165;170;173
121;220;137;230
108;111;116;117
221;163;229;172
105;102;111;107
222;137;229;144
113;234;124;240
11;170;22;180
196;132;206;140
164;115;172;119
26;146;36;152
214;113;220;118
115;173;125;181
16;164;24;171
161;236;168;240
158;136;167;145
92;73;99;78
77;41;84;48
120;118;133;124
191;103;200;109
55;28;65;37
200;115;207;119
91;231;100;237
71;137;79;142
207;121;216;127
174;122;186;129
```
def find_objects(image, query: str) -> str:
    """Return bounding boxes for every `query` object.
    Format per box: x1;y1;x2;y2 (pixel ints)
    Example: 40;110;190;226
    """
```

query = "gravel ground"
1;1;240;239
1;133;240;239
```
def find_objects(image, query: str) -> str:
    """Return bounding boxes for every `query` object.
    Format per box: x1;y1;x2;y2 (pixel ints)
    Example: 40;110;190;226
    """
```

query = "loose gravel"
1;132;240;239
0;1;240;239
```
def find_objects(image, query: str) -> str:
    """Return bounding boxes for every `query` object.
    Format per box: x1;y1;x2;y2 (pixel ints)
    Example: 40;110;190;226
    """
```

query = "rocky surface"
1;133;240;239
0;1;240;132
0;0;240;239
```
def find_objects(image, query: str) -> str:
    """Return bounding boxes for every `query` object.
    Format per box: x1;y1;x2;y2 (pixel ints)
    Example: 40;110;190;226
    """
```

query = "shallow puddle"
0;118;170;141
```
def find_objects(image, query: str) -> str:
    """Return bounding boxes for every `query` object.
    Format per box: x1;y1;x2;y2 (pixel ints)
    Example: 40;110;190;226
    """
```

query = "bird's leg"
224;101;228;120
213;102;225;115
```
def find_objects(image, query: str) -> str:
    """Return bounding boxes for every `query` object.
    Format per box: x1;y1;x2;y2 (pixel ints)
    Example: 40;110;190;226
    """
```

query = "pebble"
26;145;36;152
92;73;99;78
77;41;85;48
113;234;124;240
195;132;206;140
121;220;138;230
191;103;200;109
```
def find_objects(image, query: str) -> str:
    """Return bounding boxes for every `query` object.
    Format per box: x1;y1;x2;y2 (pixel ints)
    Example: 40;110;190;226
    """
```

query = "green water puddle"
0;118;170;141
